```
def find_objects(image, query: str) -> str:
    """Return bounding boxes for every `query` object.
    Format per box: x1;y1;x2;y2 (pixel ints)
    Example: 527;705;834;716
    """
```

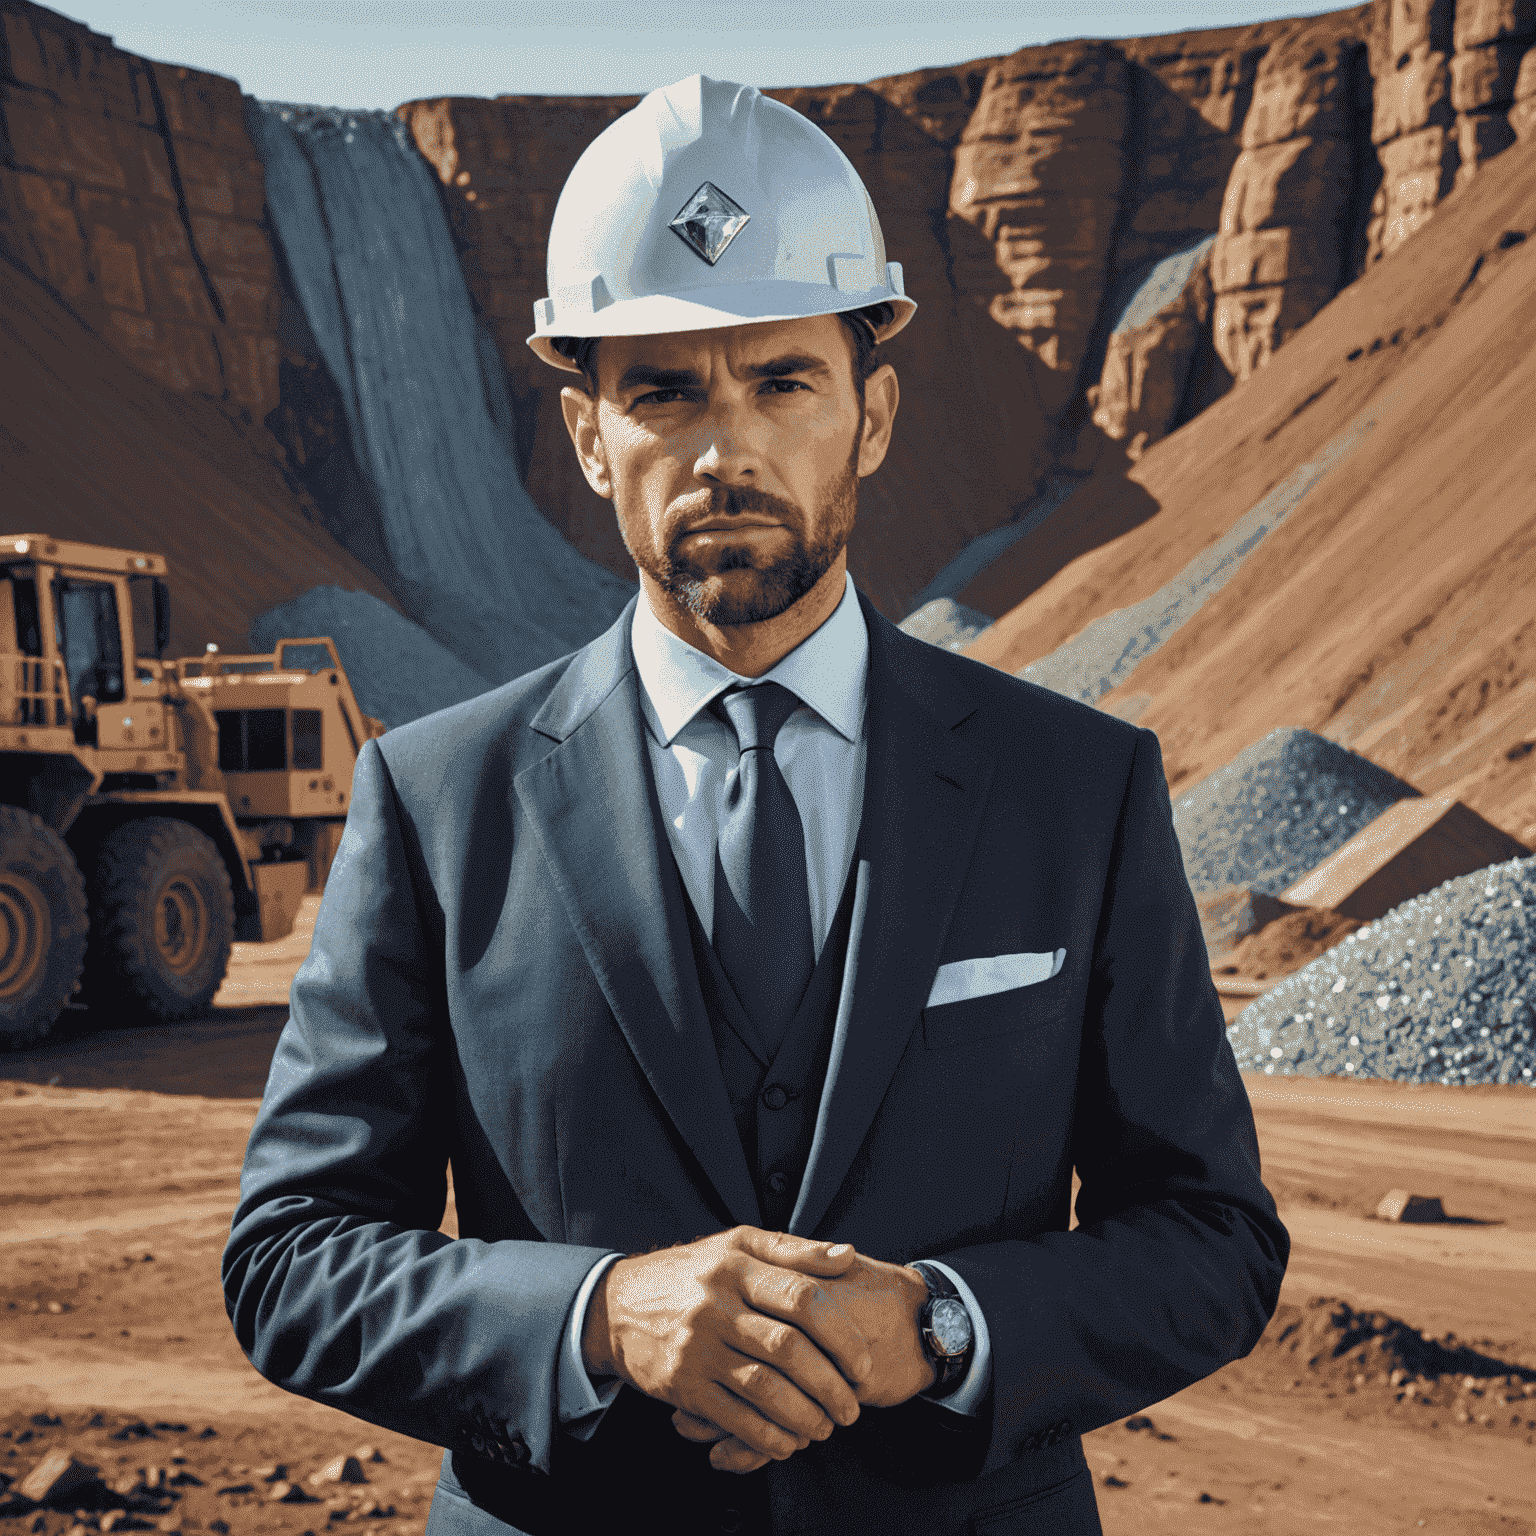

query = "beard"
632;437;860;627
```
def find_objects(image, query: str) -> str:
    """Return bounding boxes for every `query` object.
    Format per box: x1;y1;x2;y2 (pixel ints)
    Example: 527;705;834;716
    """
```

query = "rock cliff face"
6;0;1536;668
402;12;1458;613
1366;0;1536;262
0;0;279;415
1212;13;1373;383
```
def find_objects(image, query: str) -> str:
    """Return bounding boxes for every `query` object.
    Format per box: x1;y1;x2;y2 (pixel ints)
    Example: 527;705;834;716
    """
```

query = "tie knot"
713;681;802;754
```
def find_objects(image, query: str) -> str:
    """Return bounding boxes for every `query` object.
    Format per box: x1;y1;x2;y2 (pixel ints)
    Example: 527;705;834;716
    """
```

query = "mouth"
682;521;782;536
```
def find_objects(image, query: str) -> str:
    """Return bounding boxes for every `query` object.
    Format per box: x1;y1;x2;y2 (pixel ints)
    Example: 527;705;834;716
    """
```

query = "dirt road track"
2;905;1532;1533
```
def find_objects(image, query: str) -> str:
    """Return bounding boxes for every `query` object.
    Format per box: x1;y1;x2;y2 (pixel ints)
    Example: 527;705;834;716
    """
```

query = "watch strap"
911;1261;972;1397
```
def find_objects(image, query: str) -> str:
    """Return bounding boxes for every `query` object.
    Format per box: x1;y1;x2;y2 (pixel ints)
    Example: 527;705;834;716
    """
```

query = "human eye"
760;377;808;394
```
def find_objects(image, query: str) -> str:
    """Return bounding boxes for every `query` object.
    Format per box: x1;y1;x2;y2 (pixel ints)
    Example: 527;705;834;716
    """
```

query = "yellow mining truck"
0;533;384;1048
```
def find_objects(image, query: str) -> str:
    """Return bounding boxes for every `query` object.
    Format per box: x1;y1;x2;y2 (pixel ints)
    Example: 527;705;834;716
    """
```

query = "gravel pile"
1173;728;1417;896
899;597;993;653
1226;855;1536;1085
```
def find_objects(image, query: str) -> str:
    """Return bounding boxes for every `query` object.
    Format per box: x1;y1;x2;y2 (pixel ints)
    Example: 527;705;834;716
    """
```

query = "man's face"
560;316;894;628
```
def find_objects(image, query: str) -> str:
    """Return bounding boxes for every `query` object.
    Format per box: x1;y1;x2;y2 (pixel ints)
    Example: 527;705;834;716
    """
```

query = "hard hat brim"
527;284;917;374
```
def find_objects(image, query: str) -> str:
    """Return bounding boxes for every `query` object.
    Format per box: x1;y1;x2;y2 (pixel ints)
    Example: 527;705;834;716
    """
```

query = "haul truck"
0;533;384;1049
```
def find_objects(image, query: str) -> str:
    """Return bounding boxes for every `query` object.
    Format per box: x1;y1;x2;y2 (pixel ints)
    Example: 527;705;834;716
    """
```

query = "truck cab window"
4;573;43;657
53;579;125;708
292;709;323;770
215;708;287;772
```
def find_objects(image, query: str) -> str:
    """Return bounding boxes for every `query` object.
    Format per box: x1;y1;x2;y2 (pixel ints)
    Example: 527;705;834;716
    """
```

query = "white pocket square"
925;949;1066;1009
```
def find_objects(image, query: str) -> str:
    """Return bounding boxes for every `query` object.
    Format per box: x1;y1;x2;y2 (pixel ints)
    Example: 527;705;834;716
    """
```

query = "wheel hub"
153;877;209;976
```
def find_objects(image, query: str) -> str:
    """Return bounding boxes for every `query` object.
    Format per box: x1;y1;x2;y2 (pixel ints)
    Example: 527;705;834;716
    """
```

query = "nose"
691;397;760;485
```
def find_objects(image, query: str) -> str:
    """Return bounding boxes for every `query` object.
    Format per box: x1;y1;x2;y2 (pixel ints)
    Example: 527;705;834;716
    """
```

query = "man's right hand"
582;1226;872;1464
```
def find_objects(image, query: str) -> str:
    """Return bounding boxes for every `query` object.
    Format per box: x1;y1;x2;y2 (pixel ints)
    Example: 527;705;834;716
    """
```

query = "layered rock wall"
1211;13;1371;383
7;0;1536;639
1365;0;1536;261
949;42;1130;422
0;0;279;414
1087;244;1217;460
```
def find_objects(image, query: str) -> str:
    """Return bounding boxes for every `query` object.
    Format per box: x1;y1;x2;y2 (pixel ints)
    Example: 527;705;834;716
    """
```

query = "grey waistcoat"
677;849;860;1232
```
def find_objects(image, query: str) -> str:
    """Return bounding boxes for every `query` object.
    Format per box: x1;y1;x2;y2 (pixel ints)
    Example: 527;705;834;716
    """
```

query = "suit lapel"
790;594;996;1239
514;599;764;1230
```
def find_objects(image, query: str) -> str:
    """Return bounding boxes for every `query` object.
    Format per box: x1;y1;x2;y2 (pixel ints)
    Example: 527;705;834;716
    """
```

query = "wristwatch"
911;1261;973;1399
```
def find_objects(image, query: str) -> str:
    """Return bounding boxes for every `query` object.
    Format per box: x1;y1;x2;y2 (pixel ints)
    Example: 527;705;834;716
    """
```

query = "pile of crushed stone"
899;597;992;653
1256;1297;1536;1401
1226;855;1536;1085
1173;727;1417;896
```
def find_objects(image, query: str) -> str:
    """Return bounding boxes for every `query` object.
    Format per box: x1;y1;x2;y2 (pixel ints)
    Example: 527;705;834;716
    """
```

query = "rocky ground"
2;899;1532;1535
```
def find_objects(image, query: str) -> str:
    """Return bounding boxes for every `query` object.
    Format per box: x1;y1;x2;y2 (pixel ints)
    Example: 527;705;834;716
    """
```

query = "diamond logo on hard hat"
669;182;750;266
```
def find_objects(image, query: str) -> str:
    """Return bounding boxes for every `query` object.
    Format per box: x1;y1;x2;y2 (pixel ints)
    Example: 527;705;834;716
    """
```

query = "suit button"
719;1510;742;1533
766;1171;790;1196
762;1084;789;1110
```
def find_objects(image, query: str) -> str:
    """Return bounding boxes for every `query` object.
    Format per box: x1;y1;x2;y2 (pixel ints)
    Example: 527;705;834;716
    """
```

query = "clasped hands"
581;1226;939;1475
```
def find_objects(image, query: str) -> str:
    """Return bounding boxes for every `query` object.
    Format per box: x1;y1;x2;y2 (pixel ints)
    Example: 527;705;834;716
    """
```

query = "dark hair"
553;302;894;399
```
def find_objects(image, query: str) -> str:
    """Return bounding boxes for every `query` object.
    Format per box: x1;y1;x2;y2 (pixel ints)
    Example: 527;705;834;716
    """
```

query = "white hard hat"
527;74;916;373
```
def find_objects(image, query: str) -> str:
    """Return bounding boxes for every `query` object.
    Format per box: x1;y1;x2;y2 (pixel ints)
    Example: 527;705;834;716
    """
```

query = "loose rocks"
17;1451;99;1506
898;598;993;654
1227;854;1536;1084
312;1455;367;1486
1174;728;1417;896
1376;1190;1446;1222
1256;1296;1536;1414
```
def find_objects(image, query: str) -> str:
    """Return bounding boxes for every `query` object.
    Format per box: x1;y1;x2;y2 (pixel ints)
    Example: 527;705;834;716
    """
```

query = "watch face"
929;1296;972;1356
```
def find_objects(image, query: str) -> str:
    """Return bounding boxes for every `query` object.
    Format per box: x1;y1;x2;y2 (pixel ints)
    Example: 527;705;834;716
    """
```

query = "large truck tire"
80;817;234;1024
0;806;90;1049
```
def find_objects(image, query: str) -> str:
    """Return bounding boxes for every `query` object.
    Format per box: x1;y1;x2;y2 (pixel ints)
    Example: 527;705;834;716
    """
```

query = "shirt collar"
630;569;868;746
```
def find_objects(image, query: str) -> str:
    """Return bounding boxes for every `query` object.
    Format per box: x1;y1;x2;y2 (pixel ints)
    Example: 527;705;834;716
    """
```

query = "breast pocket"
921;975;1071;1050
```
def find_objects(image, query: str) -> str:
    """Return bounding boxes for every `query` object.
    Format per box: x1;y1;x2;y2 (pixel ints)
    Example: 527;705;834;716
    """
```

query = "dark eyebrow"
745;353;830;380
614;363;702;394
614;353;831;395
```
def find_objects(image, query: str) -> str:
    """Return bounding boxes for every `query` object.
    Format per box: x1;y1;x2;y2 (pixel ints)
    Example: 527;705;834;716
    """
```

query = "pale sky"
68;1;1352;109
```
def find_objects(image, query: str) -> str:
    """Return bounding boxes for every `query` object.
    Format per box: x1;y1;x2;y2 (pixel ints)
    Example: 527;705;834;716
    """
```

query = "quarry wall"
0;0;280;416
5;0;1536;623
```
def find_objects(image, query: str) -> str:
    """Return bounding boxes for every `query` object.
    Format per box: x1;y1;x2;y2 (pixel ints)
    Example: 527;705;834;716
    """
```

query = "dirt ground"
3;899;1532;1535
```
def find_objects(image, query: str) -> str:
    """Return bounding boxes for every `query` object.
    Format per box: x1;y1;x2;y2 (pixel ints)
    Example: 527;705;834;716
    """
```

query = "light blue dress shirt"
557;572;992;1439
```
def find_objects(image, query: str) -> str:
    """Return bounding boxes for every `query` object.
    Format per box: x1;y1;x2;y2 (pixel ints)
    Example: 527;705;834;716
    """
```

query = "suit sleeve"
221;737;619;1476
933;724;1289;1478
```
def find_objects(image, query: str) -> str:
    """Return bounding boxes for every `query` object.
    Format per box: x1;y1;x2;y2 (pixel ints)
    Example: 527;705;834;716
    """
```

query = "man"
224;76;1288;1536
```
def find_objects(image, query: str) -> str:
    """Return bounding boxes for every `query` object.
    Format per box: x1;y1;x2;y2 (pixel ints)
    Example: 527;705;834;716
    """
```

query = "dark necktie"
710;682;816;1058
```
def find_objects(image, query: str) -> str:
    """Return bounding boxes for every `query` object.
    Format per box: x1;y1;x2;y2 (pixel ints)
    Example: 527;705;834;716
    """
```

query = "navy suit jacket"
223;589;1288;1536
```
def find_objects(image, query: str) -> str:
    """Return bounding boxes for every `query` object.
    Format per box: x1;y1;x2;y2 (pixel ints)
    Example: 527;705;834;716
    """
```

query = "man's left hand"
672;1247;937;1473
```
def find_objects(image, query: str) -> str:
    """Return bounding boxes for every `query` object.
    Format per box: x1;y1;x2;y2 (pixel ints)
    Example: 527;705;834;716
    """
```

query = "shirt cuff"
916;1259;991;1417
557;1251;626;1440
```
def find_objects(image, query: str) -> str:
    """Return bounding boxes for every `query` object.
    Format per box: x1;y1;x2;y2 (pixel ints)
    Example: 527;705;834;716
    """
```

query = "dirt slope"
1;253;404;657
960;135;1536;843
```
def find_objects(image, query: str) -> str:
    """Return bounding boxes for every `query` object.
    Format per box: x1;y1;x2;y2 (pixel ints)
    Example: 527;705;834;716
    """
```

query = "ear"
855;363;898;479
560;384;614;500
